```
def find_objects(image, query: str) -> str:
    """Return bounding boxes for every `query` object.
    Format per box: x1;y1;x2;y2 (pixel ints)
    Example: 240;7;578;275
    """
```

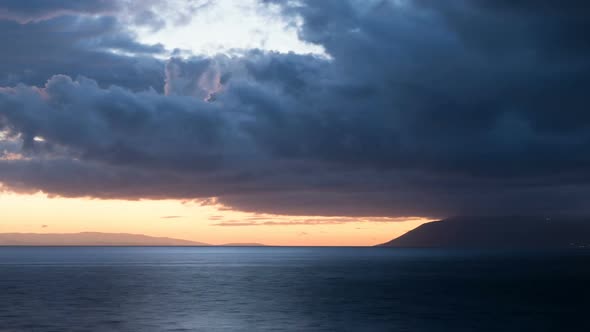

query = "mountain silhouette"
0;232;209;246
379;216;590;249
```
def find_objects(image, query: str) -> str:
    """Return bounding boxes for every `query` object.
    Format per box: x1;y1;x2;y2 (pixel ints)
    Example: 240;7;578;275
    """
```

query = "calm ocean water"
0;247;588;331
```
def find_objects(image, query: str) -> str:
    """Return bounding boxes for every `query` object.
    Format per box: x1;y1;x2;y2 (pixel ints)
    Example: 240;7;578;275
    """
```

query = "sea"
0;247;588;331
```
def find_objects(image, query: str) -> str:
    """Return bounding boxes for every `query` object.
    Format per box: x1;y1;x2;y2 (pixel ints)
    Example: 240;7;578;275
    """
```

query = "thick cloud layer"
1;0;590;218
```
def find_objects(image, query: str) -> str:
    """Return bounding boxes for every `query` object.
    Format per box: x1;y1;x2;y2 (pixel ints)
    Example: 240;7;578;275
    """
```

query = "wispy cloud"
213;217;425;227
160;216;183;219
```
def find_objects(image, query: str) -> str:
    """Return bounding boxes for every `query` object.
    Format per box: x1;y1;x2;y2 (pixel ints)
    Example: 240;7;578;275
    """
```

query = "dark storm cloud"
0;4;166;91
0;74;242;170
1;0;590;217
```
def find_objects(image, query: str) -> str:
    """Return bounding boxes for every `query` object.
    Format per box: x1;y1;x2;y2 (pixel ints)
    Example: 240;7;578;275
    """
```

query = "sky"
0;0;589;245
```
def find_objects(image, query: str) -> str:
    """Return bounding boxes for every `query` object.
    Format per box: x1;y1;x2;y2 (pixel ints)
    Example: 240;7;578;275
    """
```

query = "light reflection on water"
0;247;588;331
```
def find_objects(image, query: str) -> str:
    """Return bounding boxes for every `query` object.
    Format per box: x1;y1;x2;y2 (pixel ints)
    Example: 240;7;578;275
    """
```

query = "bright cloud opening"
132;0;326;57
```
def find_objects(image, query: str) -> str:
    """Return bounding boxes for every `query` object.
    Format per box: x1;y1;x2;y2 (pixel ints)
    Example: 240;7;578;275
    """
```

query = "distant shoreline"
379;216;590;249
0;232;266;247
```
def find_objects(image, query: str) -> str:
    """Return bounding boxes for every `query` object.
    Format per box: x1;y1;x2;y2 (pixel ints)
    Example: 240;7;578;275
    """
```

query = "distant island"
0;232;266;247
379;216;590;249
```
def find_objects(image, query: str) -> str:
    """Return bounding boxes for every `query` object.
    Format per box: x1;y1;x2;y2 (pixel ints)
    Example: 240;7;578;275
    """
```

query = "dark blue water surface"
0;247;589;331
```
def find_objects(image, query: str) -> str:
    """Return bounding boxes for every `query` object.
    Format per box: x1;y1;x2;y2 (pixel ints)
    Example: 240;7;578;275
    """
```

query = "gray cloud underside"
0;14;166;91
1;0;590;217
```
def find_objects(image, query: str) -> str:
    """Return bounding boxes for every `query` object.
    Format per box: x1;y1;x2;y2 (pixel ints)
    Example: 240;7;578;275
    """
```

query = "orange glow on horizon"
0;192;430;246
